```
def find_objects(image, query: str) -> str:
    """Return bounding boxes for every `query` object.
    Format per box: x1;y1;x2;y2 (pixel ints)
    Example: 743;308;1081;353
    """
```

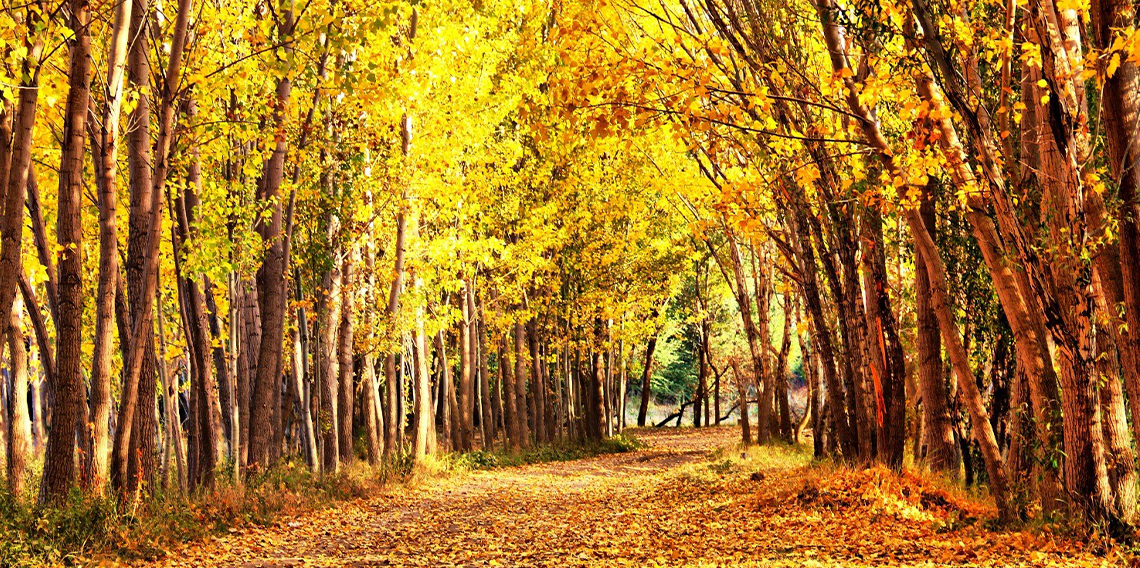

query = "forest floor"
133;427;1132;568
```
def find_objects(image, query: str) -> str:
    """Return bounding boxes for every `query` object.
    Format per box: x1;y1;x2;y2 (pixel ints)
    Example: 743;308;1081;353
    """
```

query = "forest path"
143;426;1116;568
148;427;758;567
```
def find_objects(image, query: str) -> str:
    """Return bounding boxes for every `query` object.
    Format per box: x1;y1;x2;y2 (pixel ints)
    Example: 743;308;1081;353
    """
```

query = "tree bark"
318;262;341;472
40;0;93;504
337;252;355;465
6;308;33;495
513;322;531;446
636;333;659;427
86;0;132;491
914;187;958;474
458;282;475;451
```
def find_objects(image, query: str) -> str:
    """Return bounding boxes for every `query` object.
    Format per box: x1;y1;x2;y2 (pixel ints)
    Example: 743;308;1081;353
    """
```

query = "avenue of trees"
2;0;1140;540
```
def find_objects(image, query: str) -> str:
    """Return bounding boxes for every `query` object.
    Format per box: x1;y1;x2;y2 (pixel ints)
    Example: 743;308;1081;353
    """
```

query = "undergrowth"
0;434;641;567
452;433;644;470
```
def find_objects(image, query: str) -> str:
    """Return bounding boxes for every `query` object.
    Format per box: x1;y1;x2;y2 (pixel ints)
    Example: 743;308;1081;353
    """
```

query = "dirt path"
145;427;1122;568
149;428;742;568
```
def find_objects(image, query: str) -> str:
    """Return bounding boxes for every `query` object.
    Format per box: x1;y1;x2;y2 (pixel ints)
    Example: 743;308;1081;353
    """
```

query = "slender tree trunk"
86;0;132;491
413;276;433;459
318;262;341;472
247;4;296;472
292;312;319;470
636;334;659;427
513;322;531;446
790;202;854;457
774;294;793;442
458;282;475;451
6;309;33;495
730;357;752;445
40;0;93;504
337;252;355;465
527;318;548;442
383;211;407;456
113;0;193;493
914;188;958;474
501;333;520;449
816;0;1013;518
476;295;495;449
0;13;45;368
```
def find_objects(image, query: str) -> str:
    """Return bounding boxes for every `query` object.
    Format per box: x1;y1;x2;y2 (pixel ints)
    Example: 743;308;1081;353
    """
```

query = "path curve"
149;427;743;568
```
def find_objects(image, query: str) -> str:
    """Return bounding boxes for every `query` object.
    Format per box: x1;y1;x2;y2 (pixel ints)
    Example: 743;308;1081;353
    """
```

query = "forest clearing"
5;0;1140;564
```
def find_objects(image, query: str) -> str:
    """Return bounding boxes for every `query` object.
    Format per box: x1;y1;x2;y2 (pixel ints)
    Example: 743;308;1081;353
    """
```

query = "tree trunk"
636;334;658;427
292;311;319;470
816;0;1013;518
86;0;132;491
476;295;495;449
513;322;531;446
318;261;341;472
412;276;433;459
383;211;407;456
730;357;752;445
6;309;33;495
247;5;295;471
458;282;475;451
790;203;854;457
337;252;355;465
40;0;93;504
1089;1;1140;502
914;188;958;474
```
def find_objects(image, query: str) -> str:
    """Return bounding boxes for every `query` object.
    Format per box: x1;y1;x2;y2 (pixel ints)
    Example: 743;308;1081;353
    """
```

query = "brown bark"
412;275;433;459
1089;0;1140;477
6;308;32;495
247;4;296;471
860;210;907;467
584;321;607;440
476;294;495;449
636;332;659;427
730;356;752;445
718;233;772;443
85;0;132;491
383;211;407;456
0;13;44;358
318;262;341;472
458;282;476;451
337;253;355;465
527;317;548;442
501;332;521;448
914;188;958;474
513;322;531;446
774;293;793;442
113;0;193;493
39;0;93;504
790;201;855;457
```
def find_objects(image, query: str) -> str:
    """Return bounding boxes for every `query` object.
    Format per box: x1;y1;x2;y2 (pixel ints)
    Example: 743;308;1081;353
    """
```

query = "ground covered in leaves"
133;427;1132;567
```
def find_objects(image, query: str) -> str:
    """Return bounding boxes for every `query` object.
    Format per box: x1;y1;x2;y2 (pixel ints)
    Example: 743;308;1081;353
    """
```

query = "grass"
0;433;641;567
452;433;644;470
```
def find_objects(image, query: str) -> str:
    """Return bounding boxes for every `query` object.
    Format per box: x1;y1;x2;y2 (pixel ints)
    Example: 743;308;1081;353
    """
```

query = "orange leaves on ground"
135;429;1130;567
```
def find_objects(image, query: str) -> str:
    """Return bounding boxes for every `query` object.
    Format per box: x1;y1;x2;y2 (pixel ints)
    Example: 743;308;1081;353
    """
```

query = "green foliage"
0;489;114;568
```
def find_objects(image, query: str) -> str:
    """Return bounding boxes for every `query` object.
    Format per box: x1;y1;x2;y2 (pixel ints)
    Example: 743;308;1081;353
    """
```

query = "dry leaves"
125;428;1132;567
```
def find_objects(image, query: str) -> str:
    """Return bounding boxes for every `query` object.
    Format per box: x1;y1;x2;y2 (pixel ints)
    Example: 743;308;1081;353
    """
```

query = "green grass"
452;433;645;470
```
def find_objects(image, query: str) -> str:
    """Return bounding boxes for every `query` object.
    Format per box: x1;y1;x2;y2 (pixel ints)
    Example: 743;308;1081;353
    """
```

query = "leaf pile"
791;466;980;524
